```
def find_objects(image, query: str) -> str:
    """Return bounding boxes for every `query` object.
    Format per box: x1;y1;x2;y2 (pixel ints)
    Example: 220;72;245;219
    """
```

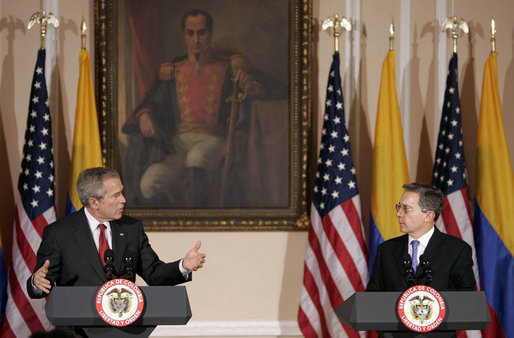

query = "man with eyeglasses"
366;182;476;291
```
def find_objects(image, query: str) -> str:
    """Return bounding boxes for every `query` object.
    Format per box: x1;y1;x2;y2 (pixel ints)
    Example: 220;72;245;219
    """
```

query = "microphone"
402;254;415;286
123;255;136;282
419;255;433;285
103;249;115;280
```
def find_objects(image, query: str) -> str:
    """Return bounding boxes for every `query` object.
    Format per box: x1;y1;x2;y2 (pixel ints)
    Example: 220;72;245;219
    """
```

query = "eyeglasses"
395;203;427;214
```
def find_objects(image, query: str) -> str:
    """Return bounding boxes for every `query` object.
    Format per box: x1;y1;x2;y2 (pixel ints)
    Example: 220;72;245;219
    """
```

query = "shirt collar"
84;207;111;233
408;226;434;248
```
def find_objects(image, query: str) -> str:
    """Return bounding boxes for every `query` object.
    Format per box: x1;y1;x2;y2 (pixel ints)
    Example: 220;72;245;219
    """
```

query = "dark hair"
77;167;120;206
402;182;445;221
181;9;213;33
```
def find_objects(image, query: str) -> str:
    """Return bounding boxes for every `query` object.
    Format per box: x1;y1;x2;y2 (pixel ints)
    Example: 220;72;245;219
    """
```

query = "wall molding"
151;320;302;336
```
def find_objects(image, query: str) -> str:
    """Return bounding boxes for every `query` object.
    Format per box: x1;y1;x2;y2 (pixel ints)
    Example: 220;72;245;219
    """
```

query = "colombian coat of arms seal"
397;285;446;333
95;278;145;327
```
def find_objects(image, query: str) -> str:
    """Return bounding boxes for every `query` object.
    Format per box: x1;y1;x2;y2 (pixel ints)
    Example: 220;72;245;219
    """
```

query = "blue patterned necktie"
411;240;420;273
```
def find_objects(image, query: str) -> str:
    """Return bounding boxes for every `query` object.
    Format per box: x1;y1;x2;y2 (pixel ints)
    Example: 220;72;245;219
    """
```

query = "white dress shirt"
408;226;435;264
84;207;112;251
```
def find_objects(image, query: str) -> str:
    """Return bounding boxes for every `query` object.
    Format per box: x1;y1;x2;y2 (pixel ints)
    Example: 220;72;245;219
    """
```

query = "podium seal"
95;278;145;327
397;285;446;333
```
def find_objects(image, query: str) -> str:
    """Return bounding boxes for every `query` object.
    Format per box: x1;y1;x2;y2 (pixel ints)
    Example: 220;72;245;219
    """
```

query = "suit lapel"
421;226;442;262
393;235;409;280
73;209;106;281
111;221;127;275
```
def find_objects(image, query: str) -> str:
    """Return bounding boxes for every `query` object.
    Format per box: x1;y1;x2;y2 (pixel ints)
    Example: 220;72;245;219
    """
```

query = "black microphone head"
104;249;114;264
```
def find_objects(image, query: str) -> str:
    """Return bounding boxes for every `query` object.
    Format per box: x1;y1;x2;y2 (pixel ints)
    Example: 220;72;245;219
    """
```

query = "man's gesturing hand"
34;260;52;294
183;241;206;271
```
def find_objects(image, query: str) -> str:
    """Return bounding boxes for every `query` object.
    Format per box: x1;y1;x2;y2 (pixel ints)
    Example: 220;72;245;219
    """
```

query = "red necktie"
98;224;110;266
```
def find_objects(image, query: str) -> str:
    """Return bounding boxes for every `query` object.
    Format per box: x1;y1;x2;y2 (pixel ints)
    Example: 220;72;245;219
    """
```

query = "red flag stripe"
310;206;358;298
303;243;357;337
440;198;463;238
341;197;368;260
297;307;319;338
8;226;52;329
322;215;365;292
14;211;37;273
440;190;481;290
5;251;44;333
0;318;16;338
15;193;49;254
300;267;331;337
307;223;344;307
303;248;346;337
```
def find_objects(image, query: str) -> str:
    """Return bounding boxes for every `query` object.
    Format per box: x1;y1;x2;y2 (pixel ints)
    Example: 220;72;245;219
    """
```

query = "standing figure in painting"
123;9;268;208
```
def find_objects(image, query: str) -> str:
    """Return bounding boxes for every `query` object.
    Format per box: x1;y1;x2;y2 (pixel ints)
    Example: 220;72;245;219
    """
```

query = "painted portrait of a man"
116;1;289;209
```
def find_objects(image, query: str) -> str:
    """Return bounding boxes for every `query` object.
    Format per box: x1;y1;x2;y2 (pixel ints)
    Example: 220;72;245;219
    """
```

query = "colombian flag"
475;52;514;338
369;51;410;269
66;49;103;214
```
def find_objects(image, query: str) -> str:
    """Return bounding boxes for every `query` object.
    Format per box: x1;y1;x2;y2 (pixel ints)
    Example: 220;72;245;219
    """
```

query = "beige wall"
1;0;513;337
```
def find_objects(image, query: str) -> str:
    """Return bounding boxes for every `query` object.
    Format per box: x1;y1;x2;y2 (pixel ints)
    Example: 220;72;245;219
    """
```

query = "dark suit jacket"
27;208;190;298
366;226;476;292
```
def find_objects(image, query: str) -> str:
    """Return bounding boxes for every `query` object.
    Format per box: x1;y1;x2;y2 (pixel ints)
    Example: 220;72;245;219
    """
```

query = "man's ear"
88;197;98;209
425;210;436;223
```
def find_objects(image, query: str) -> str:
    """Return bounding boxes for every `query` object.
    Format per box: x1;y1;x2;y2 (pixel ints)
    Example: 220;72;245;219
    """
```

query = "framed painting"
94;0;312;230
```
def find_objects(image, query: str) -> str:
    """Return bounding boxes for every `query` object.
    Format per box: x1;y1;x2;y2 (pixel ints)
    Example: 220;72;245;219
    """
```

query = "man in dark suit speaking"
366;182;475;292
27;167;206;298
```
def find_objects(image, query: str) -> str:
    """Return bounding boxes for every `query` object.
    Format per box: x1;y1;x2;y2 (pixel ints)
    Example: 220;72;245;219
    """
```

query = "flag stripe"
300;268;330;337
304;243;349;337
341;199;368;261
323;209;364;292
308;220;344;307
474;203;513;336
439;198;463;238
297;307;319;338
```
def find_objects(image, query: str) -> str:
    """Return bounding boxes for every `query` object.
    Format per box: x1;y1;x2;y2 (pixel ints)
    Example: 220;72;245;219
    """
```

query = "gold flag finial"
442;16;469;53
490;18;496;53
322;14;351;52
389;22;395;51
28;11;60;48
81;17;87;49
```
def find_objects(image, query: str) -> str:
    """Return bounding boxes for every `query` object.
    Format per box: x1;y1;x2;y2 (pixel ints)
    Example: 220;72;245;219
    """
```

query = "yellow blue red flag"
66;49;103;214
369;50;410;269
475;52;514;338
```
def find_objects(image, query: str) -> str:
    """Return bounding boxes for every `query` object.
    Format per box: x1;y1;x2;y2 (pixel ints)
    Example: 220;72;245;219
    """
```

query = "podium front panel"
336;291;489;331
46;285;191;327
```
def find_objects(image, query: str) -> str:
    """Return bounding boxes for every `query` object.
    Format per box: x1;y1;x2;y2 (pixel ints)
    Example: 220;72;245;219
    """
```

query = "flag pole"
322;14;351;52
81;17;87;50
389;23;395;51
490;18;496;54
441;16;468;53
28;11;60;48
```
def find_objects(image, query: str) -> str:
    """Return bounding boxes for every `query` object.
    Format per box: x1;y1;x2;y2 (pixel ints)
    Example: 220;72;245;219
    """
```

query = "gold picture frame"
94;0;312;230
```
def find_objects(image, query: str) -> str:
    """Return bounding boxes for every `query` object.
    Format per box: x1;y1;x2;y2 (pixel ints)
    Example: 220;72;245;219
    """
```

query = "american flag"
431;52;481;338
298;52;368;337
1;49;55;337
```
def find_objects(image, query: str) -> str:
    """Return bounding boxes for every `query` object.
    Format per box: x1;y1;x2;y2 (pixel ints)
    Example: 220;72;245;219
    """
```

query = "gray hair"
77;167;120;207
402;182;445;221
